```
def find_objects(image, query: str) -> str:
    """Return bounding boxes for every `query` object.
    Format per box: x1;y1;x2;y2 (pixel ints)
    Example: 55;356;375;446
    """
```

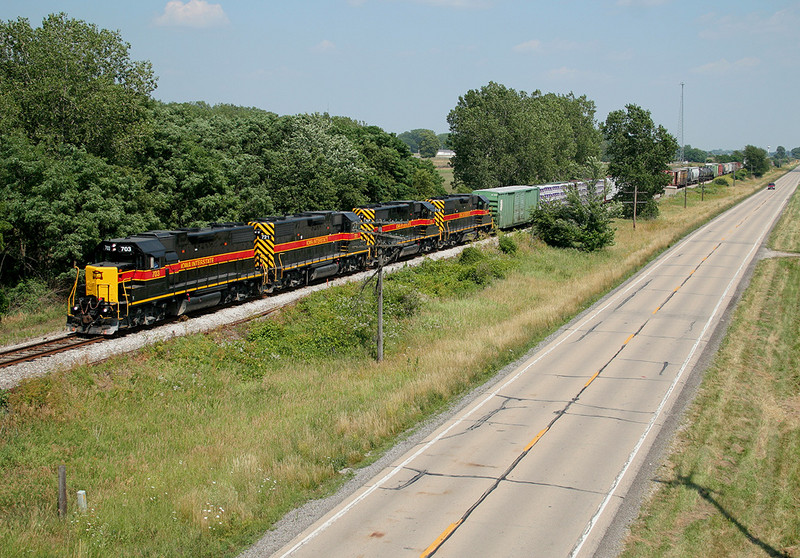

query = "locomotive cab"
68;238;166;335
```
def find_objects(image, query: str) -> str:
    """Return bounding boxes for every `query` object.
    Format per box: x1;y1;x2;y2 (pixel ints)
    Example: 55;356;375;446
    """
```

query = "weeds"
0;170;790;557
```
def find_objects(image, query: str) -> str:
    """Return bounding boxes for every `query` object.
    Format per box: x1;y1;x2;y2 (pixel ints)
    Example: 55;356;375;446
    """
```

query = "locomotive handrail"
68;265;80;308
121;280;130;320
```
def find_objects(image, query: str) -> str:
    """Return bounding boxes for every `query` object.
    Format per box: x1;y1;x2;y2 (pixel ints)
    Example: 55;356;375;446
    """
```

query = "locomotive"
68;194;493;335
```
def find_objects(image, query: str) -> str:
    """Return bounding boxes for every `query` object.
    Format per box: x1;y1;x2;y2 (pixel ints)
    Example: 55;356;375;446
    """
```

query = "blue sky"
3;1;798;151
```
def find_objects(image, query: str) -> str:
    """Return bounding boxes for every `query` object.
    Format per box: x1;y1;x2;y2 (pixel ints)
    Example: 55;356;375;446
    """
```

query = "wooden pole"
633;184;638;230
684;178;687;208
58;465;67;518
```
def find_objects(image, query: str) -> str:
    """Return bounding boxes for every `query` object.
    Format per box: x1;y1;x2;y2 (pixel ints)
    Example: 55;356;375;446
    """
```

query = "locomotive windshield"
96;242;137;263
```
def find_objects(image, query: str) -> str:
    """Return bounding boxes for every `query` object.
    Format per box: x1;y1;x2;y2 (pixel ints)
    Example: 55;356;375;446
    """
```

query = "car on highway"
768;182;776;190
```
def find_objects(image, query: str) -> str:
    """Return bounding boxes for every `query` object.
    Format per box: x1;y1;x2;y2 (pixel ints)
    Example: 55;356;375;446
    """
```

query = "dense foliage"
446;82;602;191
0;14;444;295
531;186;616;252
602;104;678;220
0;13;157;164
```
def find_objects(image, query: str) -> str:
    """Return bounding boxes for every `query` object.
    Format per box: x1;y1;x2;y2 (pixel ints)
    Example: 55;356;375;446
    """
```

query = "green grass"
0;169;791;557
619;178;800;558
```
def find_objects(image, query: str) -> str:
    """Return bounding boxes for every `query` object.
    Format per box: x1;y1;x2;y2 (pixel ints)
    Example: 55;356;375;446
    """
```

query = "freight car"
472;185;540;229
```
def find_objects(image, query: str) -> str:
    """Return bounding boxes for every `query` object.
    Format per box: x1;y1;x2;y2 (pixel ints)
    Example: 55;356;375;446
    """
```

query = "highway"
266;169;799;558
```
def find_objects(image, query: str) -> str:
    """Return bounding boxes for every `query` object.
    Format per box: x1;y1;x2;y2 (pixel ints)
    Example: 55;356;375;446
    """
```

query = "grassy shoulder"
619;175;800;558
0;170;790;557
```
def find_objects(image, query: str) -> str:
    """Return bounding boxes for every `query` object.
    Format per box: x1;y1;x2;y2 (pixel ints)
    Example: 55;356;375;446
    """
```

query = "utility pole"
360;223;407;362
376;254;383;362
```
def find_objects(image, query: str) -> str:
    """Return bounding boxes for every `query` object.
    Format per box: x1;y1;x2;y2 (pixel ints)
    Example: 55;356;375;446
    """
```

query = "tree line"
1;13;784;308
0;14;445;297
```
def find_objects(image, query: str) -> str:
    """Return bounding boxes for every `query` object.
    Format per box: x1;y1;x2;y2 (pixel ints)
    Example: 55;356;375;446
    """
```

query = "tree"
531;185;615;252
446;82;601;191
397;129;438;154
0;13;157;163
743;145;769;177
774;145;787;167
791;147;800;159
683;144;708;163
418;130;440;158
602;104;678;220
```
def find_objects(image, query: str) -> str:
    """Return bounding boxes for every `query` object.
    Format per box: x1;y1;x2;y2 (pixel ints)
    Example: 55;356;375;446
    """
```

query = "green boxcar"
471;185;540;229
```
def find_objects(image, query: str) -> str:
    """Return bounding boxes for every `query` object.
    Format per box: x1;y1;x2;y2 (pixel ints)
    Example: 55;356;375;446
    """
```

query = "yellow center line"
584;370;601;388
421;520;463;558
624;333;635;345
524;427;551;452
652;305;661;314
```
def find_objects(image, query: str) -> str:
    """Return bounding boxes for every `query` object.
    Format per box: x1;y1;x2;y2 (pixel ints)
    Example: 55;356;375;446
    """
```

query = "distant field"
429;156;456;192
619;177;800;557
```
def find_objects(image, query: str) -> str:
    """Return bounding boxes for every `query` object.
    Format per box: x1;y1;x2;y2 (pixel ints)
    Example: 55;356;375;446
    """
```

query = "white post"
77;490;87;513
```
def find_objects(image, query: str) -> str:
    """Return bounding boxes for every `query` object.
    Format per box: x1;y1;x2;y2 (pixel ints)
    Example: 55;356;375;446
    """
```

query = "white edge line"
569;183;794;557
279;182;793;556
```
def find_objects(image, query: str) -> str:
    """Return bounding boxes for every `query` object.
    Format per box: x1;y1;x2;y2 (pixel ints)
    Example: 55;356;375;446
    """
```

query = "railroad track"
0;335;105;369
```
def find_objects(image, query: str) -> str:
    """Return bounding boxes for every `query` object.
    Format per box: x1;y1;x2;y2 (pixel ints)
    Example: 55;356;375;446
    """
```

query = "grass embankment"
0;170;788;557
0;292;65;347
620;178;800;558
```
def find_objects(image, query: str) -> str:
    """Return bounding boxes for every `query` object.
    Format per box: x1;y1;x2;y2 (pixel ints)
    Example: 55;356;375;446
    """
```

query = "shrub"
458;246;486;265
713;177;728;186
734;169;748;181
498;235;517;255
531;186;615;252
3;279;58;315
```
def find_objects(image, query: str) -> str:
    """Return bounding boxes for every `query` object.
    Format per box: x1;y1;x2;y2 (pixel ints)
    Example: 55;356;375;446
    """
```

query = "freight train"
67;181;604;335
668;162;742;188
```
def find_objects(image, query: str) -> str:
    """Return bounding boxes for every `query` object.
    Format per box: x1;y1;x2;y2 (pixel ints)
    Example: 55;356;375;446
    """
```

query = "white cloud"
513;38;584;54
699;8;798;40
512;39;541;53
312;40;337;53
154;0;230;28
690;57;760;75
548;66;579;79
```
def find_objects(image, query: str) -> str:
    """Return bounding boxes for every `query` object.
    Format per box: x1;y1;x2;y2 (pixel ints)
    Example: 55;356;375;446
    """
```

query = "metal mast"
679;82;685;162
